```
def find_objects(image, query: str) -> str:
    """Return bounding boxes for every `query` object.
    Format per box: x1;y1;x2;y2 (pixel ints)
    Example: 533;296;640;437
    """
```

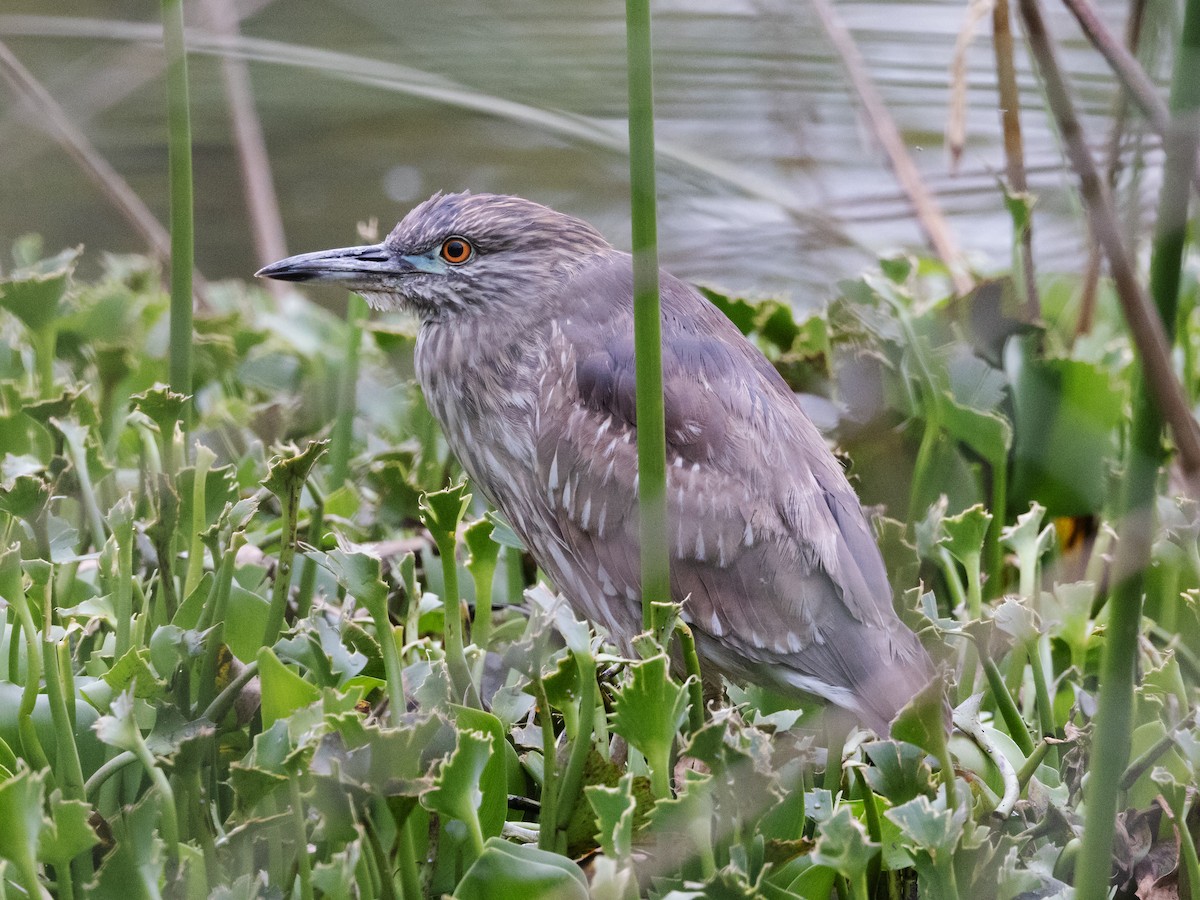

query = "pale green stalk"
1074;0;1200;890
161;0;194;415
625;0;671;632
184;444;215;599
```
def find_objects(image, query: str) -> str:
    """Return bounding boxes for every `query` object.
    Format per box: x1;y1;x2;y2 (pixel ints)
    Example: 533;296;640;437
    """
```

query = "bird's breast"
415;322;541;515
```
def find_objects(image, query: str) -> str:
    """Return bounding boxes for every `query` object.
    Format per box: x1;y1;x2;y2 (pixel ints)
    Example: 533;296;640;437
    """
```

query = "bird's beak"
255;243;419;289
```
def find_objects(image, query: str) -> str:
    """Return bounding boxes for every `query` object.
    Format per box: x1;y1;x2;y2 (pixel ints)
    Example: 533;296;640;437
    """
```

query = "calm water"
0;0;1161;307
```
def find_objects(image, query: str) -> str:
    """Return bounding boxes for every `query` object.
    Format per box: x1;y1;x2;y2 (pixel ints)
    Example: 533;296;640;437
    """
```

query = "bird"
257;191;937;733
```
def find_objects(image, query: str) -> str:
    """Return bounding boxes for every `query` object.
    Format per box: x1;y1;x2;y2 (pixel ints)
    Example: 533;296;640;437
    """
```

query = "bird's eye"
439;237;473;265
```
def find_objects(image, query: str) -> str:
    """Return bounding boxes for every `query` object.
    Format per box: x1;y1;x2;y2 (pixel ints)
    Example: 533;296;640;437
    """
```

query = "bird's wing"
529;260;928;719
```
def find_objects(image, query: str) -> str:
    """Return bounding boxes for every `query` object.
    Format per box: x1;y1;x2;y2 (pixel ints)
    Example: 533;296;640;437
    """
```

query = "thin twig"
0;39;210;308
1017;0;1200;486
808;0;974;295
1058;0;1200;196
1075;0;1148;339
992;0;1039;317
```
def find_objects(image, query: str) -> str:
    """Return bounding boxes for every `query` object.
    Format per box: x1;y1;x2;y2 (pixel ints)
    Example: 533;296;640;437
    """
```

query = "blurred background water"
0;0;1165;307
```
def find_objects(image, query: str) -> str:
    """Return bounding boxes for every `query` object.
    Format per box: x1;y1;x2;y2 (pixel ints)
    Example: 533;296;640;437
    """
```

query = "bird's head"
256;191;612;320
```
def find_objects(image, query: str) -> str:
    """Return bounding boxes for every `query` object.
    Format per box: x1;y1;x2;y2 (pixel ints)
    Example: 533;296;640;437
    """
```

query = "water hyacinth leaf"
485;510;527;550
130;384;190;438
892;675;950;747
450;705;509;840
0;474;51;529
257;647;320;729
422;728;494;854
310;714;450;797
811;805;879;884
885;794;967;859
88;790;166;900
261;439;328;498
102;648;167;701
463;517;499;579
0;247;77;333
0;765;47;895
419;481;472;540
228;720;292;808
863;740;935;805
175;463;238;537
223;584;271;663
999;502;1047;559
1006;337;1124;516
699;285;758;335
992;597;1041;646
609;654;690;798
324;547;389;609
646;768;716;862
586;772;638;861
310;839;362;900
40;791;98;864
453;837;589;900
940;504;992;567
93;691;141;753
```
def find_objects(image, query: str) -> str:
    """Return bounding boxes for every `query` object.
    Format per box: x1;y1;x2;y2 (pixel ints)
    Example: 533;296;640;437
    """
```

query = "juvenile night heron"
258;191;936;733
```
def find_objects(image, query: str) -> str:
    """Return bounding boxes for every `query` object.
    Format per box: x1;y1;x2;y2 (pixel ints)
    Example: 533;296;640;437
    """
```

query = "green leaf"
261;439;329;499
0;474;51;527
223;584;271;664
103;648;167;701
1007;338;1124;516
93;691;142;753
40;791;99;863
0;247;77;333
885;794;966;860
609;654;690;798
940;504;992;566
463;518;499;573
586;772;638;861
88;790;166;900
453;837;589;900
421;729;494;829
890;678;950;764
130;384;190;438
257;647;321;729
646;768;716;855
419;480;472;540
0;765;47;893
449;706;508;840
863;740;935;805
323;547;389;611
811;806;878;882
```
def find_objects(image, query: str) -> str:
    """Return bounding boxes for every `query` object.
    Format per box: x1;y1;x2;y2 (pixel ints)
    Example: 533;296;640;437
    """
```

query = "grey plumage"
258;191;937;733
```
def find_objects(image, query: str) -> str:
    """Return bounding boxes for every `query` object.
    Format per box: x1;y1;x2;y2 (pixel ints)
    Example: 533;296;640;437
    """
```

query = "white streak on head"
548;452;559;490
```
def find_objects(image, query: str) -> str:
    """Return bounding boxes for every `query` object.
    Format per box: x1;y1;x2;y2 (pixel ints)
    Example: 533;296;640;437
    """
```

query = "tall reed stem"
625;0;671;632
1073;0;1200;893
161;0;195;416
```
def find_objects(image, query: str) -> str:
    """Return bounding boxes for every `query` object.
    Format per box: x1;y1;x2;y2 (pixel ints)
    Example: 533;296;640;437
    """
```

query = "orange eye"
439;237;473;265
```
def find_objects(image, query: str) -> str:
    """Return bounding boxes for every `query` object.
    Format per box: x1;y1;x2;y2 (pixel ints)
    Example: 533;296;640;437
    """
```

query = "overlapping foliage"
0;237;1198;898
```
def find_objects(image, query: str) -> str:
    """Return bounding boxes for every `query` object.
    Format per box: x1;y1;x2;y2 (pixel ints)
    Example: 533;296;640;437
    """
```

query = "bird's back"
418;247;935;732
